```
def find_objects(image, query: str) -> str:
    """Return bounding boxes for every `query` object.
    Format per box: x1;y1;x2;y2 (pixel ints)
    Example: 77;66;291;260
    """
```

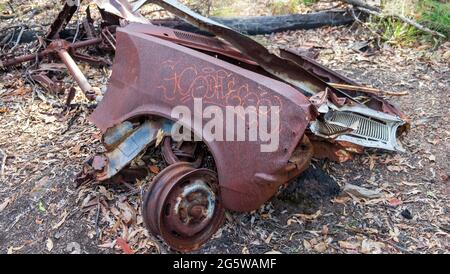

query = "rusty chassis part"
1;38;103;100
31;72;65;94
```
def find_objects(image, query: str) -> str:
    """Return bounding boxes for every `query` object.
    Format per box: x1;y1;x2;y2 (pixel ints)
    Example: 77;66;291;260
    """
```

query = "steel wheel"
142;162;225;252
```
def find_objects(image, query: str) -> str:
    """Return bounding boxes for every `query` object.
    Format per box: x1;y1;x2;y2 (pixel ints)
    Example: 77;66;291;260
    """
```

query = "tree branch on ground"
337;0;446;38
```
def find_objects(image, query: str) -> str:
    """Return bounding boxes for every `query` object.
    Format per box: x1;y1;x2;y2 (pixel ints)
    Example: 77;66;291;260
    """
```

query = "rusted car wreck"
1;0;409;252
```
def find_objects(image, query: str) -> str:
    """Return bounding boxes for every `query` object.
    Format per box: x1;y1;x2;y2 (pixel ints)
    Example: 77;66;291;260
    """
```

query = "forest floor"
0;0;449;254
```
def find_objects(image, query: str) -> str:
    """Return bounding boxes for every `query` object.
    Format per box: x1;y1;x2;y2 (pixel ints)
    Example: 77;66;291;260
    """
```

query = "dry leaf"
361;239;385;254
303;239;312;251
264;233;273;244
0;197;11;212
99;186;114;200
149;165;160;174
338;241;359;250
387;165;404;172
241;246;249;254
332;196;352;204
116;237;134;254
388;197;403;207
443;50;450;60
343;184;383;199
265;250;282;254
46;238;54;252
118;201;137;225
294;210;321;221
314;242;327;253
52;210;69;230
71;144;82;154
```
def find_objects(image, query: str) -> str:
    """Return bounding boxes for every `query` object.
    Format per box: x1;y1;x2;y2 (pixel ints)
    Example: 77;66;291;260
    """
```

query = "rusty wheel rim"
142;162;224;252
162;137;203;168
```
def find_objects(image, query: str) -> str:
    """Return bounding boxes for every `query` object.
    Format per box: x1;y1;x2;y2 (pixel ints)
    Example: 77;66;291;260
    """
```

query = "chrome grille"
327;111;390;142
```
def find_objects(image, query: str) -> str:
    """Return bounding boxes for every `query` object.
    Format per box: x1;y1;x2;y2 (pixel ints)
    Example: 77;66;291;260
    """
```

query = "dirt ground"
0;1;449;254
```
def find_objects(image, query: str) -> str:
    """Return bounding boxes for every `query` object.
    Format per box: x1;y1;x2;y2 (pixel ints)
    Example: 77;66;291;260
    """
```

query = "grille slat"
322;111;390;142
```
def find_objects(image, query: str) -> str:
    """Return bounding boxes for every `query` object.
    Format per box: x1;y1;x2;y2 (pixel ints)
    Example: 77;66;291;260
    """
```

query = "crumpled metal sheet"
94;0;149;24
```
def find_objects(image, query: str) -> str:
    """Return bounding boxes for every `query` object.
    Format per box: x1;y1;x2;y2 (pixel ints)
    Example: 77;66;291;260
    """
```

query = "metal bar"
57;49;95;100
0;38;102;68
46;1;83;39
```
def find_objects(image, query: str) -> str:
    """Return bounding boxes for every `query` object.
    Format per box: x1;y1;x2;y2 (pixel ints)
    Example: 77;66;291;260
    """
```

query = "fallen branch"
329;83;409;96
0;14;15;20
153;10;357;35
338;0;446;38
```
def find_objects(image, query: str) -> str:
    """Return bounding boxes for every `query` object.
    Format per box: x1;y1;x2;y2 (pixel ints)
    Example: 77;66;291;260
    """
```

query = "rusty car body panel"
90;25;315;211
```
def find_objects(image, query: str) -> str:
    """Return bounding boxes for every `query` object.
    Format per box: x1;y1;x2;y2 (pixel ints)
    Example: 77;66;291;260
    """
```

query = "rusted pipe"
0;38;103;68
57;49;96;100
0;49;52;67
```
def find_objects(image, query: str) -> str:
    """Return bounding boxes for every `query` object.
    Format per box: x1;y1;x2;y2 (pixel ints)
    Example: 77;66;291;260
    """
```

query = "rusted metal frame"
71;51;111;67
101;28;117;50
93;0;149;24
57;48;96;100
161;137;204;168
147;0;356;101
46;1;84;40
83;6;96;39
0;38;102;68
1;38;102;100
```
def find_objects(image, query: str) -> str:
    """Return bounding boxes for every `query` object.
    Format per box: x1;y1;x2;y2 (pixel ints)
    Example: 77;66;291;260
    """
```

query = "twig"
9;26;25;52
0;148;7;180
0;15;15;20
378;238;411;254
349;8;382;48
328;83;409;96
95;196;101;239
7;1;15;14
72;5;81;43
357;7;446;39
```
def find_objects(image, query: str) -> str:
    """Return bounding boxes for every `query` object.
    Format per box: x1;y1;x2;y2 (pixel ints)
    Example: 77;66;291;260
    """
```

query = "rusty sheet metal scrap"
94;0;149;24
46;0;84;39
